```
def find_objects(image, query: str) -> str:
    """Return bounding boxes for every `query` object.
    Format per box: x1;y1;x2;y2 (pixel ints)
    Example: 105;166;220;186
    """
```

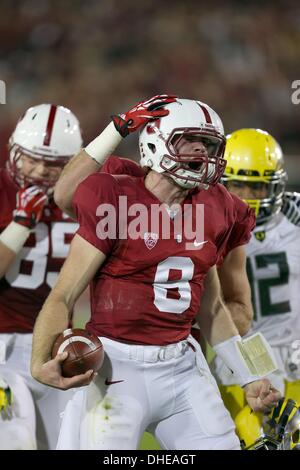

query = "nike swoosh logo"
193;240;208;247
105;379;124;386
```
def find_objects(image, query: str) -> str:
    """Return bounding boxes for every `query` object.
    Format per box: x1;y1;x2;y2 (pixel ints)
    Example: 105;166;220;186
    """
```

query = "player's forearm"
0;222;31;278
198;267;239;346
31;295;70;377
0;241;17;279
54;149;100;219
31;235;106;379
224;300;253;337
198;297;239;346
217;246;253;337
54;122;122;218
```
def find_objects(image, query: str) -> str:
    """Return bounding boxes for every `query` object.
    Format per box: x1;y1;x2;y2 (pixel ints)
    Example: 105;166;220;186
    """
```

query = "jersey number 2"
246;252;291;319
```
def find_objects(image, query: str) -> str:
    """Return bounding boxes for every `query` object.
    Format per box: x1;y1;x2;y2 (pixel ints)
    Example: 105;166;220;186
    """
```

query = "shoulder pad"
281;192;300;227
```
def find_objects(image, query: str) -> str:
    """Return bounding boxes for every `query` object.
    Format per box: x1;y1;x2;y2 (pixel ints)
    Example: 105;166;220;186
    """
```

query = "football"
51;328;104;378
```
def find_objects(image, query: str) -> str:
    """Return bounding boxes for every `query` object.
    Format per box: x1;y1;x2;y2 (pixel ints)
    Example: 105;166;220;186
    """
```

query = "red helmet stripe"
43;105;57;146
197;103;212;124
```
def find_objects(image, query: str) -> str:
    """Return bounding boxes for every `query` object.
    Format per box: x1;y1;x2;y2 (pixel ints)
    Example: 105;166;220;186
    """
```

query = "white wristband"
0;221;30;253
84;121;122;165
213;333;277;387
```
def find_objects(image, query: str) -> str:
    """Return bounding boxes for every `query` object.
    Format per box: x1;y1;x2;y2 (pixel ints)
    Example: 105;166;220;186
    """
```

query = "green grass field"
139;433;161;450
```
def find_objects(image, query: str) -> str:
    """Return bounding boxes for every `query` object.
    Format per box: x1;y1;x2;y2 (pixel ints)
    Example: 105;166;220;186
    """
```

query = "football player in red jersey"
31;96;280;450
55;106;254;340
0;104;83;449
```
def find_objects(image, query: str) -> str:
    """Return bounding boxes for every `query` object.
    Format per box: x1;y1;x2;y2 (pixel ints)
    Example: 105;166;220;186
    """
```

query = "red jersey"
73;169;255;345
216;191;256;264
0;169;78;332
102;156;255;260
102;155;144;177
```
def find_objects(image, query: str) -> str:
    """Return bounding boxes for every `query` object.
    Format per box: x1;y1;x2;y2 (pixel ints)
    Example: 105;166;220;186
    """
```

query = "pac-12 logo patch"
144;232;158;250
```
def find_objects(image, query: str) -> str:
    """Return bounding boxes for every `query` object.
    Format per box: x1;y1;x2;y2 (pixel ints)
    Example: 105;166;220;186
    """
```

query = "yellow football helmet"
223;129;287;225
236;398;300;450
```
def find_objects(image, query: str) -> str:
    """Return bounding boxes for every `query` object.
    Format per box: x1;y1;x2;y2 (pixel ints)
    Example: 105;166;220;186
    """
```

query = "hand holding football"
51;328;104;378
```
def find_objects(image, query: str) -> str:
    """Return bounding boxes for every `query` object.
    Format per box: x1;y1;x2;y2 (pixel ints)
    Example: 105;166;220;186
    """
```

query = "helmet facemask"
139;98;226;190
264;398;300;450
243;399;300;450
140;125;226;190
7;143;71;195
223;170;287;225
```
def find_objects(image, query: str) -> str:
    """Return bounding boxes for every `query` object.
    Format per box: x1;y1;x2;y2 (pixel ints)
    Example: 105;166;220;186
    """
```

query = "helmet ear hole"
146;159;153;168
147;143;156;154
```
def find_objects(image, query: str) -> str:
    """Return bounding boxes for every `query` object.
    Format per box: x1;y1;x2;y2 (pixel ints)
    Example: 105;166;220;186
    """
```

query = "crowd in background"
0;0;299;187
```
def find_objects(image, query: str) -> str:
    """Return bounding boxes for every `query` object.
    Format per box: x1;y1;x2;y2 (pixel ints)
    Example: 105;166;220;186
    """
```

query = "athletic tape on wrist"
0;221;30;253
213;333;278;387
84;122;122;164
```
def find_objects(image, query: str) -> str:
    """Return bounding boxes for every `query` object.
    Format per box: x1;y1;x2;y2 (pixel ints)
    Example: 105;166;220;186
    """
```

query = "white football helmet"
139;98;226;189
7;104;83;190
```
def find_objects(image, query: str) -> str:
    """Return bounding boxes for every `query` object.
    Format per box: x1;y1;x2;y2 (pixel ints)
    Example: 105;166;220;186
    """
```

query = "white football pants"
57;335;240;450
0;333;73;450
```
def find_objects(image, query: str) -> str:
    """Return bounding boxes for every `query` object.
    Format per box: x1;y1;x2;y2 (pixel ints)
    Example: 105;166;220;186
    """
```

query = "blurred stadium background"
0;0;299;450
0;0;299;188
